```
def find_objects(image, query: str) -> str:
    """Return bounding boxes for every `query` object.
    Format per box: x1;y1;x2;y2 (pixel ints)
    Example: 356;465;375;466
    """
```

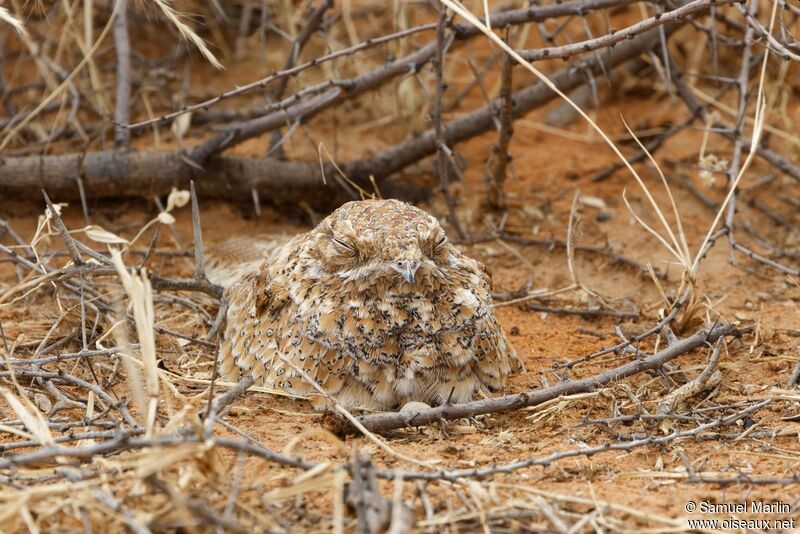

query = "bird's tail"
204;235;288;288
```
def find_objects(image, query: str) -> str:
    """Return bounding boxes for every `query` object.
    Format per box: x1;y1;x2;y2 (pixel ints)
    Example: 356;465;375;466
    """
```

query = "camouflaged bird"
216;199;523;411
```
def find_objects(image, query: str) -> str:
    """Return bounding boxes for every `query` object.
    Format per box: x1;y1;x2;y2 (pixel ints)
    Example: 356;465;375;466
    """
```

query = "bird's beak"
392;260;420;284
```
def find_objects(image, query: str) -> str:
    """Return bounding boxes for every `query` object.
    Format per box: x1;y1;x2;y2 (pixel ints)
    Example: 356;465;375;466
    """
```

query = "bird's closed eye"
424;235;448;262
332;236;355;252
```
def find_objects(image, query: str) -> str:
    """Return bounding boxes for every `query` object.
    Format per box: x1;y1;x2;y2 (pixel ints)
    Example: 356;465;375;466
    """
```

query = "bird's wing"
218;263;293;385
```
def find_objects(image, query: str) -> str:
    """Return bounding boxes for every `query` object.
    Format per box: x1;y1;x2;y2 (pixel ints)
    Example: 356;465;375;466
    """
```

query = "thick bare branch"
342;322;745;434
517;0;736;62
123;0;639;131
0;25;671;206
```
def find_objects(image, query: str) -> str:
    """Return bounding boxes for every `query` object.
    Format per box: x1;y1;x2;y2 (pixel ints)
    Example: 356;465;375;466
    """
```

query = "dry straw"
149;0;224;69
0;6;26;35
691;0;779;272
441;0;694;275
111;248;160;436
0;1;122;151
0;1;796;530
441;0;776;296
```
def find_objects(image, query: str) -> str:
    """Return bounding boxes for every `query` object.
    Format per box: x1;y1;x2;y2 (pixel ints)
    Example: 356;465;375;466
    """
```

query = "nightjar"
215;199;523;410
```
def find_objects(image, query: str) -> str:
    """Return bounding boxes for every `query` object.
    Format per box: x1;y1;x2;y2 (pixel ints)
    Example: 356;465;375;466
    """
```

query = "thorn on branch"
42;190;83;266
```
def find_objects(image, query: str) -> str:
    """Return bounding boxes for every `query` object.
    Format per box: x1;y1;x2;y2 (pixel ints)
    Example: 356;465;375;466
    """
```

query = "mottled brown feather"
218;199;523;411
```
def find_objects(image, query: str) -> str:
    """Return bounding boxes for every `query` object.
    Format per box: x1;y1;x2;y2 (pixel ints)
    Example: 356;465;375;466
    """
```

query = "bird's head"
313;199;453;287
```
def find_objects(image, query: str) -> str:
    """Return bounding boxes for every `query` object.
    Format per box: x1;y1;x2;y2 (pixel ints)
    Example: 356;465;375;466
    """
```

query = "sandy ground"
1;5;799;530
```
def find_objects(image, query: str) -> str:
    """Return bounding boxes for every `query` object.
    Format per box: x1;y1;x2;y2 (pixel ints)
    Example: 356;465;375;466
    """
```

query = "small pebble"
400;401;431;414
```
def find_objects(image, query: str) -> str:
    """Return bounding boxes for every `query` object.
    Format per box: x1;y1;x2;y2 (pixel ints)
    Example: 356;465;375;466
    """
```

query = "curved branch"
342;322;747;434
0;25;669;205
123;0;639;132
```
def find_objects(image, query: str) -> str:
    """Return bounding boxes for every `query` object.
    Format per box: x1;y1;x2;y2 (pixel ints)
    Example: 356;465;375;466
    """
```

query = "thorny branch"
0;22;675;207
376;399;774;482
342;322;747;434
119;0;640;130
1;0;799;529
433;4;466;239
486;31;514;210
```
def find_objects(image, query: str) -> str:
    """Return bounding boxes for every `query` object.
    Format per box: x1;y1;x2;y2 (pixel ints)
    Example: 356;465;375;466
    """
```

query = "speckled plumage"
217;199;523;411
